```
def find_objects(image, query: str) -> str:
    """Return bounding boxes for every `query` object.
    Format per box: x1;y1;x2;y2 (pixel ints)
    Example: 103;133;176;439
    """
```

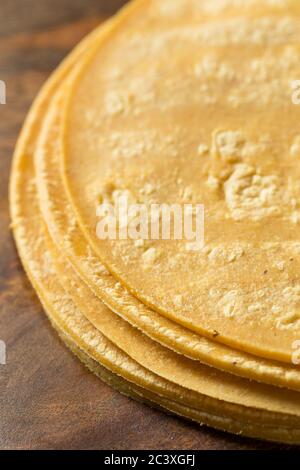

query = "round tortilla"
9;0;300;444
63;0;300;361
26;81;300;427
60;324;300;445
36;85;300;392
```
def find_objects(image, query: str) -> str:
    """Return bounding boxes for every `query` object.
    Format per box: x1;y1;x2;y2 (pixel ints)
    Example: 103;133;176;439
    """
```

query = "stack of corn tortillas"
10;0;300;444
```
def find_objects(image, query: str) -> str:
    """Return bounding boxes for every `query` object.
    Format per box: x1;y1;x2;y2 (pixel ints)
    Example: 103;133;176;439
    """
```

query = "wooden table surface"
0;0;295;450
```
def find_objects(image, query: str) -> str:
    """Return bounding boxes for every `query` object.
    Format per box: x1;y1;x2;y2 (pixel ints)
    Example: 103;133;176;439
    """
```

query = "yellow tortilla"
10;133;300;443
10;116;300;442
36;86;300;392
8;13;232;426
9;0;300;444
59;322;300;445
63;0;300;362
18;71;300;432
48;219;300;421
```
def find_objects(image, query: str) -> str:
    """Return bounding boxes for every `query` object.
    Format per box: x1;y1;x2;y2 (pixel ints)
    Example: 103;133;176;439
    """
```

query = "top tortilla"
63;0;300;360
35;77;300;391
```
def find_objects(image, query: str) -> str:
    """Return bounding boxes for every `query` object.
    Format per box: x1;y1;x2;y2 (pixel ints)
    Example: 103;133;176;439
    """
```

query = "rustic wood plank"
0;0;294;450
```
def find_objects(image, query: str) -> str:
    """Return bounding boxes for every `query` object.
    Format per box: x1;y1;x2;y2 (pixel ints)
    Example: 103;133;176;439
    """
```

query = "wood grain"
0;0;295;450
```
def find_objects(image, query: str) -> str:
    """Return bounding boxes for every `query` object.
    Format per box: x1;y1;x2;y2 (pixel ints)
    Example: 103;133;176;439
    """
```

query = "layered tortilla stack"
10;0;300;444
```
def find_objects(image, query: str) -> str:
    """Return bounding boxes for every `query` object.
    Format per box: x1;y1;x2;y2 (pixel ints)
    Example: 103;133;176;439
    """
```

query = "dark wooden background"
0;0;294;450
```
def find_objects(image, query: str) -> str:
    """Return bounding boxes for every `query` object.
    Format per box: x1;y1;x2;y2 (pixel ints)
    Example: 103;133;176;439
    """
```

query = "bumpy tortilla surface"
63;0;300;361
29;84;300;425
36;87;300;391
